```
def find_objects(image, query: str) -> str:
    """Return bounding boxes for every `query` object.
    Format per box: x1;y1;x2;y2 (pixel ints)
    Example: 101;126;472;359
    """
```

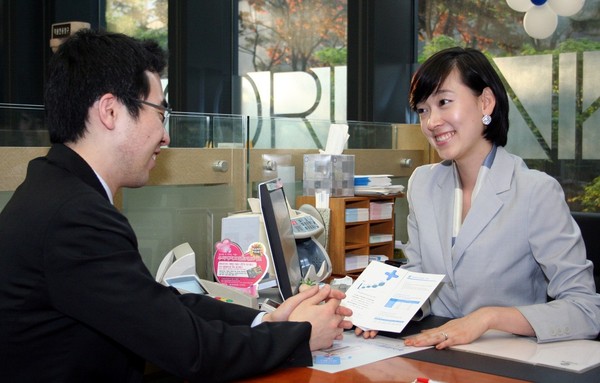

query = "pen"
412;378;446;383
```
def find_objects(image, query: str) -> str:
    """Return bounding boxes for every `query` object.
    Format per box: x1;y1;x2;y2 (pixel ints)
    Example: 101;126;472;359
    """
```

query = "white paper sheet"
342;261;444;333
311;331;430;373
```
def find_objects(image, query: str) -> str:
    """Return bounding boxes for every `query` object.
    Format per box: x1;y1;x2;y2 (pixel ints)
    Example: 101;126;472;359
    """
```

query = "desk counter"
238;355;526;383
240;316;600;383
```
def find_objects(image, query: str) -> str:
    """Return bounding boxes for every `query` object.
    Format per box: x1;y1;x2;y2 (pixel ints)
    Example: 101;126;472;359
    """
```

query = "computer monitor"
258;178;303;300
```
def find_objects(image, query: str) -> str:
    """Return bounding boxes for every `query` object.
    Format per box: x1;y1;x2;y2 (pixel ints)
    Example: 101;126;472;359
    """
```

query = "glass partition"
248;117;332;150
168;112;247;149
0;107;427;276
121;184;236;280
0;103;48;147
248;117;395;150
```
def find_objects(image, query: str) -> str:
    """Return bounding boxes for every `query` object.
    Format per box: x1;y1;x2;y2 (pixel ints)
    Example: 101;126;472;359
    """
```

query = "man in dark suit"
0;29;351;383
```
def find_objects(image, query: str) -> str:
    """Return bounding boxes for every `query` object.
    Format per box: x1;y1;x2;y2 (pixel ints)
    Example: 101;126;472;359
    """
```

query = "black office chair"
572;212;600;294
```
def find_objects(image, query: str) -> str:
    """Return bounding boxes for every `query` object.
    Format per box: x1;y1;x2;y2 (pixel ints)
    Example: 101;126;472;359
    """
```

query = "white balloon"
524;5;558;39
547;0;585;17
507;0;534;13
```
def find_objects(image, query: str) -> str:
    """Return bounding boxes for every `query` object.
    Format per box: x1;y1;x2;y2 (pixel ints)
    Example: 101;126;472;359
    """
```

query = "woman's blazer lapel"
431;163;456;280
448;147;514;268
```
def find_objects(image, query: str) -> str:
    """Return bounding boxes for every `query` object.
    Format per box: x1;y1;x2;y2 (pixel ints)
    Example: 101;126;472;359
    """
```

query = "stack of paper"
369;233;393;243
368;254;389;263
354;175;405;196
354;174;392;187
345;255;369;270
345;208;369;222
355;185;405;196
370;201;394;220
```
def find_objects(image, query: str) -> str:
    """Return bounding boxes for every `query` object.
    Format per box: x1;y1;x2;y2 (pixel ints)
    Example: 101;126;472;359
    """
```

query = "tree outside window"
106;0;168;52
238;0;347;73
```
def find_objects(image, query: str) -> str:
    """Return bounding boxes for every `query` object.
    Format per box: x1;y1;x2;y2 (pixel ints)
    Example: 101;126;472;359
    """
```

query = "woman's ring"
441;332;448;341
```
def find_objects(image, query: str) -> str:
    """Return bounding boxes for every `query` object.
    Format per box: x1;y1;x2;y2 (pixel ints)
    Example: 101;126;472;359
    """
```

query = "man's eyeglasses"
133;99;172;125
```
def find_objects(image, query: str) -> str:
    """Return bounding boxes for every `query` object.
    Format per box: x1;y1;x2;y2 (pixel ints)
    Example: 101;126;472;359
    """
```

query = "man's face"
115;71;170;188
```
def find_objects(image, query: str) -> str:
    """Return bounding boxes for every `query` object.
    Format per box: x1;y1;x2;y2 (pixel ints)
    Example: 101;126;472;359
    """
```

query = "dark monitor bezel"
258;178;302;300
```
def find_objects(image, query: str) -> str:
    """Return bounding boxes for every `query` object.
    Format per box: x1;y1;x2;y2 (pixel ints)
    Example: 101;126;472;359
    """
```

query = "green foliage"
570;177;600;213
136;28;168;51
106;0;168;51
419;36;463;63
518;39;600;56
314;47;347;66
555;39;600;54
517;43;539;56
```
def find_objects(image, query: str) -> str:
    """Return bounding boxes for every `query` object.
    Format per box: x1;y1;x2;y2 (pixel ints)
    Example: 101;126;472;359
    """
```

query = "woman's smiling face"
415;68;493;164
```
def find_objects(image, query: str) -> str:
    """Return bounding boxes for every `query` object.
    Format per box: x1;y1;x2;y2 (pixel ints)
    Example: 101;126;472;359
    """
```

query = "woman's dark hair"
409;47;509;146
44;29;167;144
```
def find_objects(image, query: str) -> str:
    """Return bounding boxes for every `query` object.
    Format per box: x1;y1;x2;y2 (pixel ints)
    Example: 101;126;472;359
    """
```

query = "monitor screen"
258;178;303;300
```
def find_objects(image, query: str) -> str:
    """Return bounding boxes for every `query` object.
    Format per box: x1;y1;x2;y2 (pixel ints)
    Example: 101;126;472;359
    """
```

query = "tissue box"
303;154;355;197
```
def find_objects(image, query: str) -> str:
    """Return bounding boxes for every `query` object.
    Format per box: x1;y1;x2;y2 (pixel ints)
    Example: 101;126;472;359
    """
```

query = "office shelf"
297;193;403;276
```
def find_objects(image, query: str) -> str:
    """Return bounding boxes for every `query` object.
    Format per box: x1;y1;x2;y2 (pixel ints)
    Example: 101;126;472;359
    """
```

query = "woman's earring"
482;114;492;126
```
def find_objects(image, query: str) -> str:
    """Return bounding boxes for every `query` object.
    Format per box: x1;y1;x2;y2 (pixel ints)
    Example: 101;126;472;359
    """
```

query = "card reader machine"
290;212;323;238
164;274;257;308
156;243;258;309
290;207;332;283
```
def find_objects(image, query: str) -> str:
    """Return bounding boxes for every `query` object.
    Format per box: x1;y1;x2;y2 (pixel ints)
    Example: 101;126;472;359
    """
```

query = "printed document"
311;331;430;373
342;261;444;333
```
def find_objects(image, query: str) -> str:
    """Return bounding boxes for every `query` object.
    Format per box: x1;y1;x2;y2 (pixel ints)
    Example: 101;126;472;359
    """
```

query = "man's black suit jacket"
0;144;312;382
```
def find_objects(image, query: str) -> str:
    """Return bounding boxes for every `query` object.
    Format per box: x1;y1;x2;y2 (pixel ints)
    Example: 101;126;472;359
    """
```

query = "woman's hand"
354;327;379;339
403;307;534;349
403;312;489;349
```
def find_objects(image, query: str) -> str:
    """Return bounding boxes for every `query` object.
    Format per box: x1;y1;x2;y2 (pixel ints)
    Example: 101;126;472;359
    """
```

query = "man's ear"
481;87;496;115
97;93;119;130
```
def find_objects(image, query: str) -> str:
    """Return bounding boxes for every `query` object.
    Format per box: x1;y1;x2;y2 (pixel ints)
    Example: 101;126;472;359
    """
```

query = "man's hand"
263;284;351;322
264;284;352;351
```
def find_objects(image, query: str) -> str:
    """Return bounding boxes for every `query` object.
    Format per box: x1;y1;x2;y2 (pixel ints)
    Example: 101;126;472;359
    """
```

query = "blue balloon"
531;0;547;6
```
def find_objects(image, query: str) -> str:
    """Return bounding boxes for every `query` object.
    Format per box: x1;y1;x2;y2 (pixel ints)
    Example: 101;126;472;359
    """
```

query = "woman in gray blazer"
358;47;600;348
